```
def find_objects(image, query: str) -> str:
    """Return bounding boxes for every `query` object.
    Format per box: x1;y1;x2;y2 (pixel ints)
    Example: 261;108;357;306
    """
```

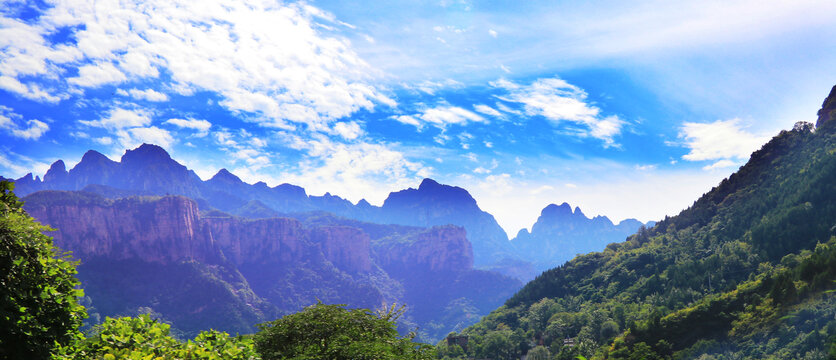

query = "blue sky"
1;0;835;237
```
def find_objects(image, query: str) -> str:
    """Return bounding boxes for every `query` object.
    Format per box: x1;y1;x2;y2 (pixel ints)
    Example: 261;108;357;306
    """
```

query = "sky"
1;0;835;238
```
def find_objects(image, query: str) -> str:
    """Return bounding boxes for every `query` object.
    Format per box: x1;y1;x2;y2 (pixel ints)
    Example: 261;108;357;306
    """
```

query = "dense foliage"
54;315;259;359
254;302;435;360
0;181;86;360
441;119;836;359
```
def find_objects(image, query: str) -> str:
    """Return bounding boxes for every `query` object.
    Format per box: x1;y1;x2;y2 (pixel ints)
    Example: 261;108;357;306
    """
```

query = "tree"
0;181;86;359
253;302;434;360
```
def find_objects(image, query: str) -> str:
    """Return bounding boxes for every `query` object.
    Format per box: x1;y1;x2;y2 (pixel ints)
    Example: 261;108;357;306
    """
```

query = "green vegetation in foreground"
0;181;86;360
0;181;434;360
437;121;836;359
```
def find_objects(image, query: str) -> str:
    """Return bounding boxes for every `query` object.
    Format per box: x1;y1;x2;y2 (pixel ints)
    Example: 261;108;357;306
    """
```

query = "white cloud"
488;29;498;38
0;151;51;179
0;0;389;131
413;79;463;95
702;159;736;171
165;118;211;136
118;88;169;102
493;77;624;146
0;76;63;103
80;108;152;130
116;126;174;149
68;62;127;87
0;106;50;140
400;105;485;129
473;104;502;117
278;133;432;205
679;118;770;164
94;136;113;145
393;115;423;129
331;121;364;140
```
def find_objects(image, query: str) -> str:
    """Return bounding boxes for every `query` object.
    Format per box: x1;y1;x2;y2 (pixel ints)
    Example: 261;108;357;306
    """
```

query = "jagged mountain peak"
43;160;67;182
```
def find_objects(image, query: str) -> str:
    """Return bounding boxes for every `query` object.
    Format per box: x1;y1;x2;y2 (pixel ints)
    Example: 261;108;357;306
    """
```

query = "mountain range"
8;144;649;279
4;131;651;342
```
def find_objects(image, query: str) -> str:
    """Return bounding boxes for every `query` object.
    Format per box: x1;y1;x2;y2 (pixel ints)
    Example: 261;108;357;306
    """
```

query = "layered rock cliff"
310;226;372;273
24;191;220;264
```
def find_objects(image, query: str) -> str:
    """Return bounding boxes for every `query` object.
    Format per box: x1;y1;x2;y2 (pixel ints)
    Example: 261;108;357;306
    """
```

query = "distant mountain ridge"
512;202;653;272
6;144;653;280
9;145;522;272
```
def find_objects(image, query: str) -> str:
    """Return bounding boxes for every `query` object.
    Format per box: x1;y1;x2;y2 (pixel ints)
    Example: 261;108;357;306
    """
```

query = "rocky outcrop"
374;225;473;274
816;85;836;128
24;192;220;264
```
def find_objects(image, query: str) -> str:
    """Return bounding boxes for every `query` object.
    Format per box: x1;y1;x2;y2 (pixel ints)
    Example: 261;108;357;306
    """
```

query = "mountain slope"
440;87;836;360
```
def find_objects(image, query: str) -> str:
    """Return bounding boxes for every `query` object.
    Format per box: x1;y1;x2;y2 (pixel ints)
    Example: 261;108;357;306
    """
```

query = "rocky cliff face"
204;216;307;265
816;85;836;127
374;225;473;274
24;192;220;263
310;226;372;273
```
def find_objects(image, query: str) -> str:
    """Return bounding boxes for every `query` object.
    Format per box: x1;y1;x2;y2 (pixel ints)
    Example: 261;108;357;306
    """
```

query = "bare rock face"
816;85;836;128
375;225;473;274
310;226;372;273
203;217;307;265
25;192;220;263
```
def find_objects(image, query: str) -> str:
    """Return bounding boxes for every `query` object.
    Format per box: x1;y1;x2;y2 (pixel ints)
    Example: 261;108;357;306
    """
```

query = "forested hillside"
438;88;836;359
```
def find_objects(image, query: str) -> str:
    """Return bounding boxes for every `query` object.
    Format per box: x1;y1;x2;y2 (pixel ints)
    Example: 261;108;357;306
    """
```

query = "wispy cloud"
493;77;624;146
0;106;49;140
0;0;390;131
397;105;486;130
164;118;211;137
117;88;169;102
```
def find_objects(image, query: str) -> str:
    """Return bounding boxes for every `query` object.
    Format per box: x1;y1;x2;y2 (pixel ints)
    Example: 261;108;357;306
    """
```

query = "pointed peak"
419;178;440;189
573;206;586;217
210;168;242;183
44;160;68;183
48;160;66;172
356;198;371;207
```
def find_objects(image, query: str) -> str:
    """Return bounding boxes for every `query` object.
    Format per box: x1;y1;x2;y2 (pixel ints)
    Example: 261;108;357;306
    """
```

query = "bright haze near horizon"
1;0;835;238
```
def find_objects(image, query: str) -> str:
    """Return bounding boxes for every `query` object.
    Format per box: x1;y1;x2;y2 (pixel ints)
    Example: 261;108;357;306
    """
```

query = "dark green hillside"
440;88;836;359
